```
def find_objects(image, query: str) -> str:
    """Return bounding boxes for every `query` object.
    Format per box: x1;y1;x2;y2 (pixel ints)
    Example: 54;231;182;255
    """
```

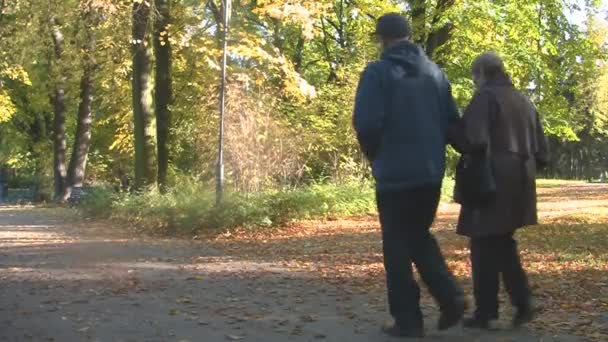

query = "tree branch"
206;0;222;26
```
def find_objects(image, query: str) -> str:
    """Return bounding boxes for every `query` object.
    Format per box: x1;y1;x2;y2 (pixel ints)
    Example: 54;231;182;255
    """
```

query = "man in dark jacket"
353;13;465;338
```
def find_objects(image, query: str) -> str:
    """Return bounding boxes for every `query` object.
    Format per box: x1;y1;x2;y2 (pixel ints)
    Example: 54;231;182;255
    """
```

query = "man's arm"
353;63;385;161
444;79;460;125
534;111;550;168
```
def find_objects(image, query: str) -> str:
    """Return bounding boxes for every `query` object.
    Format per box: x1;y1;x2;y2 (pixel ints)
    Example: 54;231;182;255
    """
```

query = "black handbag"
454;89;498;205
454;149;497;205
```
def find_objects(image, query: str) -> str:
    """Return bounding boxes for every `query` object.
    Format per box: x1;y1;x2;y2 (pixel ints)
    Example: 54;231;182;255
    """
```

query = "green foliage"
1;0;607;203
0;90;17;123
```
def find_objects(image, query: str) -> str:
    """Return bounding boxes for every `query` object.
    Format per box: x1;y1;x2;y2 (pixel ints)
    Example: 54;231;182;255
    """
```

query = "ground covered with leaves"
207;181;608;340
1;181;607;341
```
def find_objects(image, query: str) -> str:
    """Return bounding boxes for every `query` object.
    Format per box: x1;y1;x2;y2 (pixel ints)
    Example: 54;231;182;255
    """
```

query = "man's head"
374;13;411;50
472;52;507;88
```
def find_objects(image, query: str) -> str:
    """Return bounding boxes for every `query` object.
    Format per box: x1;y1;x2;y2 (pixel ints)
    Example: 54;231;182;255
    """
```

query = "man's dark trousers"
470;234;531;319
377;185;463;330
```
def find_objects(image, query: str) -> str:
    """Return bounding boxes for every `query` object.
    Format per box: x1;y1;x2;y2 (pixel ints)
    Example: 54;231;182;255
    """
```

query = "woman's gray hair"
472;52;506;78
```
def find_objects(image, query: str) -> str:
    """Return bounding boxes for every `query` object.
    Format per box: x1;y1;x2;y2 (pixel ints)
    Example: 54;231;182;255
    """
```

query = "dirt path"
0;205;586;342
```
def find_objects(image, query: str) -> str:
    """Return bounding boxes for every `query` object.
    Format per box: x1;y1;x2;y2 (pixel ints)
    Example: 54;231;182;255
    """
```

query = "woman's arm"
461;89;496;154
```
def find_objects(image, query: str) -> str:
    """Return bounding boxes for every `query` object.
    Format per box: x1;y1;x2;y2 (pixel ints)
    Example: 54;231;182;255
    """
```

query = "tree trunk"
408;0;427;46
425;24;452;61
65;65;94;192
50;16;67;201
132;1;156;190
154;0;172;193
64;8;96;201
408;0;455;63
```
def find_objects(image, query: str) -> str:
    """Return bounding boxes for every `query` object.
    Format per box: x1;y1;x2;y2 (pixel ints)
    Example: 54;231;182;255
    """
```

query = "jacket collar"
381;40;422;60
485;74;514;87
380;41;427;74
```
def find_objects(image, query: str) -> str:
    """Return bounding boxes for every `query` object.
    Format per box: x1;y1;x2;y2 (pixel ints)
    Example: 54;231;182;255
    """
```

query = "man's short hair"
472;52;507;79
374;13;411;39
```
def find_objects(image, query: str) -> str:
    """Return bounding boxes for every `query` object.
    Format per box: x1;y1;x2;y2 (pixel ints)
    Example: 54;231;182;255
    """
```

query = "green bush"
441;177;455;202
78;178;456;236
7;173;36;188
78;187;119;217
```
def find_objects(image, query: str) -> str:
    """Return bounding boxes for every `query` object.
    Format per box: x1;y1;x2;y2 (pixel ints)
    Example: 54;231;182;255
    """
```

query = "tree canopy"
0;0;607;198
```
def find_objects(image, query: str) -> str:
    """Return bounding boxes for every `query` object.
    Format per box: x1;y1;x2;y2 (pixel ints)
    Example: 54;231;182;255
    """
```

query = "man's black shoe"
463;315;491;329
513;305;538;328
382;321;424;338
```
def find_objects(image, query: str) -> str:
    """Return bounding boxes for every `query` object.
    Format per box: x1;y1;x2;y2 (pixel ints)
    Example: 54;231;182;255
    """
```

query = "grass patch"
518;223;608;261
78;178;455;235
536;179;586;188
79;181;376;235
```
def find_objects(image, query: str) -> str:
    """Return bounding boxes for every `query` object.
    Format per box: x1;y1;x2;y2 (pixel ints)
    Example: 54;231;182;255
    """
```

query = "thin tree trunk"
28;111;50;202
132;1;156;190
320;18;337;82
0;0;5;23
50;16;67;201
64;7;96;200
293;36;305;73
154;0;172;193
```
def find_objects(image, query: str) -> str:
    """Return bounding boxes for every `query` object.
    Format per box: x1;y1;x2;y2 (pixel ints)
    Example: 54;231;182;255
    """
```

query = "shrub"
78;178;455;236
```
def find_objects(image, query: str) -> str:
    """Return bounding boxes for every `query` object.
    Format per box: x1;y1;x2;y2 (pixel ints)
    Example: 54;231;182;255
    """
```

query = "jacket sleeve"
353;63;385;161
444;79;461;125
534;111;550;168
443;79;466;152
462;89;496;154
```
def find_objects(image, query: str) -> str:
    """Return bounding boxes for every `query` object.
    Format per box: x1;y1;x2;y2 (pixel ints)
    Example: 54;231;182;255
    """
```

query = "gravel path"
0;206;583;342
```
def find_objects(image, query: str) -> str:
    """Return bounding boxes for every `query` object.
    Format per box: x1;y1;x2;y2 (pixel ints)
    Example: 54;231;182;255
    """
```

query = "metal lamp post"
216;0;231;205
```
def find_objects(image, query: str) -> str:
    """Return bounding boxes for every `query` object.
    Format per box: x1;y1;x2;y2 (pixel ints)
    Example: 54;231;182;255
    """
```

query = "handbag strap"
481;87;499;158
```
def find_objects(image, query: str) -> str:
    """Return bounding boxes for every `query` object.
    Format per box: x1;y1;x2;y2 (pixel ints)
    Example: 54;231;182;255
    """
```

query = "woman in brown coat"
456;53;549;329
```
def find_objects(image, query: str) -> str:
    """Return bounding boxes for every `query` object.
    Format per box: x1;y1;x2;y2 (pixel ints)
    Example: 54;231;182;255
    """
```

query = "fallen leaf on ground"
301;314;319;322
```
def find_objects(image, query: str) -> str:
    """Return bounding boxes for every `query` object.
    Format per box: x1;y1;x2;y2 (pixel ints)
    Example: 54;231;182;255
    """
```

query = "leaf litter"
206;182;608;340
